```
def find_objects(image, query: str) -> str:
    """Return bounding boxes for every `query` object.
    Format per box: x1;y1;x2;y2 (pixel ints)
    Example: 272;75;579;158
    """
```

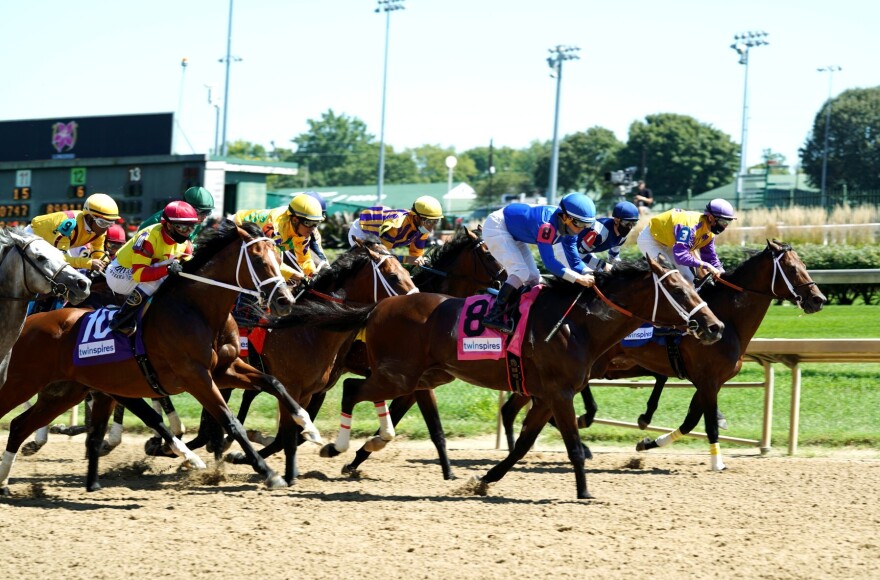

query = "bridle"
178;237;288;307
416;239;506;291
592;269;709;333
711;245;817;307
368;252;419;302
0;239;73;301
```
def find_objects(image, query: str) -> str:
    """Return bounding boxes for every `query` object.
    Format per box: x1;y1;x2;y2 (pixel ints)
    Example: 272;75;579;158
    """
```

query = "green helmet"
183;187;215;212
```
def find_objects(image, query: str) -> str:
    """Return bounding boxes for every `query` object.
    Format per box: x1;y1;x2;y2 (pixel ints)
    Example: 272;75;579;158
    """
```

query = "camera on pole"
604;166;638;200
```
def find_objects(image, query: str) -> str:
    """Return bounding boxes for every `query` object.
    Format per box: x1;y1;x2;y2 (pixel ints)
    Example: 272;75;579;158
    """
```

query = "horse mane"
699;241;791;301
0;226;38;263
411;228;477;290
540;259;651;298
308;235;389;295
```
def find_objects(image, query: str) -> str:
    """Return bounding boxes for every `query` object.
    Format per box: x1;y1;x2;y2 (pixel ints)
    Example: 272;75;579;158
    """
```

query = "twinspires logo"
78;339;116;359
461;337;503;353
624;326;654;342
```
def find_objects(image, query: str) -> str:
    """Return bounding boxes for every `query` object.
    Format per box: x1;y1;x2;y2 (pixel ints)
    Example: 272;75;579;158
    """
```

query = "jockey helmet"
183;186;215;212
304;190;327;211
559;193;596;224
705;198;736;220
105;224;126;243
161;201;199;243
612;201;640;222
412;196;444;220
288;193;325;222
83;193;121;223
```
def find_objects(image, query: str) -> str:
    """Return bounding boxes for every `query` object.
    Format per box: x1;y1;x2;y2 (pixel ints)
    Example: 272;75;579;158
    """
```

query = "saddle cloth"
455;285;542;361
73;308;145;366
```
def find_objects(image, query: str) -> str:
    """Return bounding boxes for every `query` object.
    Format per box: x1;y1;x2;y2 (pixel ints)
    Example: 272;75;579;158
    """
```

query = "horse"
276;255;724;499
500;240;826;471
222;227;506;483
0;227;91;388
0;221;321;493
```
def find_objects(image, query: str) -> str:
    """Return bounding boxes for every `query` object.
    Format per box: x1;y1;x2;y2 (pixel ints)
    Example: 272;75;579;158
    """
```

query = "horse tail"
261;300;377;333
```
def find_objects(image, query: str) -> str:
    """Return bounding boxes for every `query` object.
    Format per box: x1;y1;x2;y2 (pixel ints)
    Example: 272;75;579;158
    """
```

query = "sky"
2;0;877;173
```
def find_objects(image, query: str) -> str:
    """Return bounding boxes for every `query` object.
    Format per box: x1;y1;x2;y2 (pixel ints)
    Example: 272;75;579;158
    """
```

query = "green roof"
269;182;476;216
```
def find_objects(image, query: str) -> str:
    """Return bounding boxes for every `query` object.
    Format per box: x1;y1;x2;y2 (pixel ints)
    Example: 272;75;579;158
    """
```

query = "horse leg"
500;393;529;452
84;393;115;492
363;400;395;451
550;395;592;499
185;388;232;455
0;385;89;496
698;386;725;471
101;403;126;456
636;391;703;452
480;400;554;494
320;377;367;458
296;392;326;446
113;396;206;469
413;390;453;479
577;386;598;429
157;396;185;437
638;374;668;429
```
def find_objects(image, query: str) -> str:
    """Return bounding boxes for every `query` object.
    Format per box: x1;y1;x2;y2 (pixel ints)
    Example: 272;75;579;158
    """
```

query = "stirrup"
483;316;513;335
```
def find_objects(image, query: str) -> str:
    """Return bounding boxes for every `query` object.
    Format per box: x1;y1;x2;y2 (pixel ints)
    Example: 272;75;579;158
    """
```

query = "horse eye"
36;254;48;263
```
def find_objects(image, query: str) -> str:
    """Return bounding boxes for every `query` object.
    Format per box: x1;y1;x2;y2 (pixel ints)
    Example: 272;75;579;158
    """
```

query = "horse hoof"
637;415;650;430
21;441;43;457
265;473;287;489
87;482;102;492
363;436;388;453
301;427;323;445
224;452;247;464
718;418;729;430
341;463;356;474
184;456;207;470
581;444;593;461
99;441;118;457
48;424;68;435
635;437;652;452
577;491;595;500
1;486;9;497
319;444;341;458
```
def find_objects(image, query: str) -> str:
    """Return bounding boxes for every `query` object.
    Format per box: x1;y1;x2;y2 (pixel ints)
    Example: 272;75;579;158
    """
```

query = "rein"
713;248;816;306
177;237;286;306
371;254;419;302
593;269;708;329
418;240;505;290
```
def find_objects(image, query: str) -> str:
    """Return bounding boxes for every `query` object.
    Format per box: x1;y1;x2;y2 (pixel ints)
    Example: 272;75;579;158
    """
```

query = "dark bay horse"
0;227;91;387
502;240;826;471
280;256;724;499
0;221;320;493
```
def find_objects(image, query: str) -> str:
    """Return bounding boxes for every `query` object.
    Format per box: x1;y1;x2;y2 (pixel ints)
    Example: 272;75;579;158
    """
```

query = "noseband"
0;239;72;301
712;247;817;307
370;253;419;302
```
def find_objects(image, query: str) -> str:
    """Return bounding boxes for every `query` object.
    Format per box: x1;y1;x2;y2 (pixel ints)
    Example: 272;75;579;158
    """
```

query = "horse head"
645;254;725;344
3;229;91;304
235;224;294;317
412;227;506;295
764;239;826;314
351;237;418;300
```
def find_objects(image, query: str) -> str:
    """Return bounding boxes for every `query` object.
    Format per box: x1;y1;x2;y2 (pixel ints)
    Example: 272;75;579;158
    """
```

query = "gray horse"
0;227;91;388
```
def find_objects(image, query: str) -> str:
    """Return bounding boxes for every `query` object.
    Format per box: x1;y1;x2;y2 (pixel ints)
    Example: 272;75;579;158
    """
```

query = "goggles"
92;217;117;229
196;209;213;220
714;217;732;228
570;217;594;230
299;218;321;229
169;222;196;236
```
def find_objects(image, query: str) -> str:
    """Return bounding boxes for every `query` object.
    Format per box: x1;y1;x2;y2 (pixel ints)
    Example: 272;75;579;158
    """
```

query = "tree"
800;86;880;192
617;113;739;200
533;127;624;202
226;139;270;160
466;141;546;207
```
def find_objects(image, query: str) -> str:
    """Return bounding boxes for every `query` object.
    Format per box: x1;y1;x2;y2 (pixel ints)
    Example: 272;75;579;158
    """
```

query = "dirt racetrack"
0;433;877;579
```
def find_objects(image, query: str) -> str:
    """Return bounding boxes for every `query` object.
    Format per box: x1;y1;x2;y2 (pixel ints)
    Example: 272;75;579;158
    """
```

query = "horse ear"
475;224;483;237
353;237;365;248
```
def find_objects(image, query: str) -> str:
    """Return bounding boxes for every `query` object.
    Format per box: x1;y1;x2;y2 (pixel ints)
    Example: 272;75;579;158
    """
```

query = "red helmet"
105;224;126;243
161;200;199;224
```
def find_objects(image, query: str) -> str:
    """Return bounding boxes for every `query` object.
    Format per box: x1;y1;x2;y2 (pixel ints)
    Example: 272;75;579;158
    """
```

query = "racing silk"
28;210;106;269
647;209;722;270
356;207;428;258
502;203;587;279
576;217;628;271
115;223;193;282
233;207;316;279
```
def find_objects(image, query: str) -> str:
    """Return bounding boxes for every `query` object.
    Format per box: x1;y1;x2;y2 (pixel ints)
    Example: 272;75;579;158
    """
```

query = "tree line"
227;86;880;210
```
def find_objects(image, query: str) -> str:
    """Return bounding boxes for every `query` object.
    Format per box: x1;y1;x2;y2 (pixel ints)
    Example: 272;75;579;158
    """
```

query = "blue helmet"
612;201;640;221
559;193;596;223
705;198;736;220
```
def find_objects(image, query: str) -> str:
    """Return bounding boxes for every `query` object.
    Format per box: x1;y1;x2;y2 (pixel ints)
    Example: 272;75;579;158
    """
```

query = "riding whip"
544;288;584;343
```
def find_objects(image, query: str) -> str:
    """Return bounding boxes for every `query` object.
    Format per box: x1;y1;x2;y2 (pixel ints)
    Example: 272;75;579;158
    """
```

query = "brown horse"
277;256;724;499
0;221;320;493
501;240;826;471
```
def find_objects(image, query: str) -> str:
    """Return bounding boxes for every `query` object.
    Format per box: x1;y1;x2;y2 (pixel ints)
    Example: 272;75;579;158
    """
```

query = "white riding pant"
481;211;539;289
636;227;695;284
105;259;165;296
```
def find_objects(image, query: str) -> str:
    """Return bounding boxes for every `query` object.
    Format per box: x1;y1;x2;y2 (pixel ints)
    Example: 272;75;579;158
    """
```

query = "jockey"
26;193;120;272
576;201;640;272
481;192;597;334
233;193;325;282
103;224;127;260
106;201;198;335
139;186;215;240
303;190;329;270
636;198;736;284
347;195;443;266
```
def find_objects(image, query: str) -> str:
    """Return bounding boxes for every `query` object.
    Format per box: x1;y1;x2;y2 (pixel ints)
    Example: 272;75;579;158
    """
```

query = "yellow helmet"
288;193;325;221
83;193;120;221
412;195;443;219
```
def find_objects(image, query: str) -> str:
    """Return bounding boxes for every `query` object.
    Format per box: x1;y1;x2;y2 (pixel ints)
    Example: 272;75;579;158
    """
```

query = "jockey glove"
167;260;184;276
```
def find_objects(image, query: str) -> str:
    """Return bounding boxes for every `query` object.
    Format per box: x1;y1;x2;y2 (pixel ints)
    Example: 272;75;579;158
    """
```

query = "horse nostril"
78;279;89;290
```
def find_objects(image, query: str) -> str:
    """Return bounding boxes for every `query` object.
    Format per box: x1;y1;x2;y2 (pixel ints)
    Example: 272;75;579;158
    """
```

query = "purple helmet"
705;198;736;220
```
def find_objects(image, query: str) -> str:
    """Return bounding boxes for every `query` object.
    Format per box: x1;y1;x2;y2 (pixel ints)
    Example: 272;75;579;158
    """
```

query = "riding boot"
109;287;148;336
482;283;518;335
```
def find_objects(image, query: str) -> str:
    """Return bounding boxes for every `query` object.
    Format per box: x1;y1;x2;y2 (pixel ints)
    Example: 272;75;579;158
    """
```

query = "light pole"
219;0;242;157
445;155;457;214
174;57;188;154
546;45;580;206
730;31;769;211
375;0;406;205
817;65;842;208
205;85;222;156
